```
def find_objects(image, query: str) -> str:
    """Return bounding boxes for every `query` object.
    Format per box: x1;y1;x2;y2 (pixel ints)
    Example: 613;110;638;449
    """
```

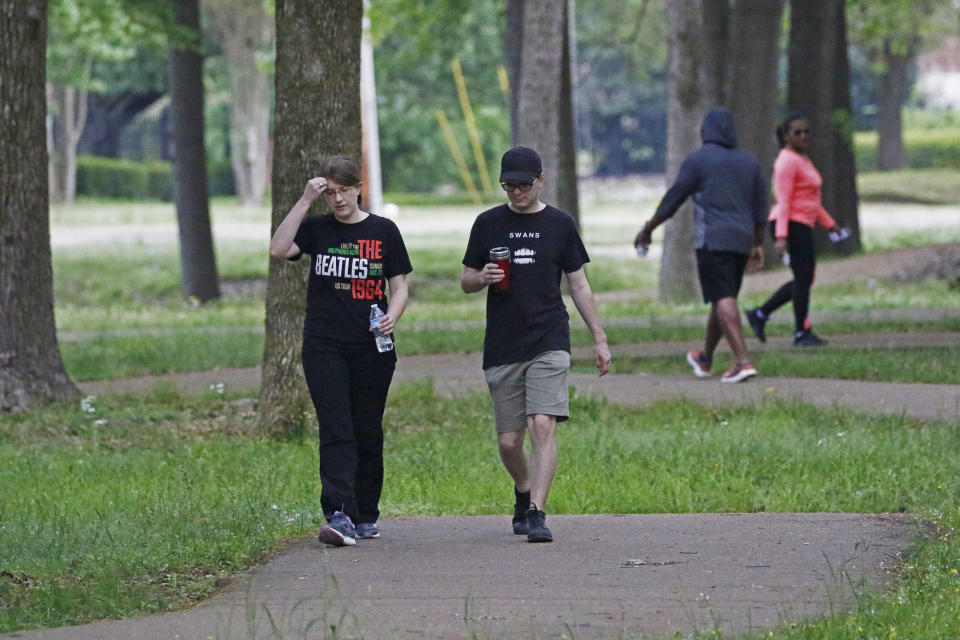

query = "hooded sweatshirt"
652;107;768;255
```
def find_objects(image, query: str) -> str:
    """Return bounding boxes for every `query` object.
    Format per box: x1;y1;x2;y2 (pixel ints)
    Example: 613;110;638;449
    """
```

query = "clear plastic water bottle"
369;304;394;353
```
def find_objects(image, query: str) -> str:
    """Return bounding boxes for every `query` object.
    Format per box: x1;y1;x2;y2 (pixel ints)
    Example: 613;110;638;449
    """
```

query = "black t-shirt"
462;204;589;368
292;213;412;352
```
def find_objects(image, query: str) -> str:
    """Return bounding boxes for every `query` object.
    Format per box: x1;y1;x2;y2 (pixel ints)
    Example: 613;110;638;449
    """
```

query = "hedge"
75;156;236;201
854;127;960;171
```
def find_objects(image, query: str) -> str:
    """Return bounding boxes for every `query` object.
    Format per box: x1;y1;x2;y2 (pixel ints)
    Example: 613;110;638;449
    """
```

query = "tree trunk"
78;91;165;157
727;0;784;266
259;0;363;437
504;0;524;145
169;0;220;302
876;40;913;171
701;0;729;105
514;0;565;210
555;0;580;226
205;0;273;208
506;0;579;225
1;0;79;411
788;0;860;256
659;0;705;304
226;44;270;207
48;56;89;205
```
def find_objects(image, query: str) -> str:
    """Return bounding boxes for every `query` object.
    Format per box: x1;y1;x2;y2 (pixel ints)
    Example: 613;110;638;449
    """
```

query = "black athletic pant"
302;344;396;524
759;220;816;333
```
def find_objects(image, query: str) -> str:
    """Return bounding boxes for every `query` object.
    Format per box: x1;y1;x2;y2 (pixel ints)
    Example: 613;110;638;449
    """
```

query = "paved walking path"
9;331;958;638
77;330;960;423
4;514;914;640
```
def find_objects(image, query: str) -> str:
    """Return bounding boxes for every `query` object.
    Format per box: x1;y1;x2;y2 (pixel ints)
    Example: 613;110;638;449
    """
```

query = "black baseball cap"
499;146;542;183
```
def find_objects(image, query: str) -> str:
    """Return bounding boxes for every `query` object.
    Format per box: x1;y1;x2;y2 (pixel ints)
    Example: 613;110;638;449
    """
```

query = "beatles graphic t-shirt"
462;204;589;368
293;213;412;352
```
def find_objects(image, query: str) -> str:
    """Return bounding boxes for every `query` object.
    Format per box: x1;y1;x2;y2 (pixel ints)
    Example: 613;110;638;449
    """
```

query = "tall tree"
658;0;706;303
726;0;784;265
789;0;861;256
848;0;945;171
47;0;155;203
1;0;79;411
259;0;362;436
506;0;580;225
170;0;220;301
204;0;273;207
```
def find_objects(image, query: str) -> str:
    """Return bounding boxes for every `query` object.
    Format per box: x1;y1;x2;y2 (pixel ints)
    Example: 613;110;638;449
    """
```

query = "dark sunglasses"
500;180;536;193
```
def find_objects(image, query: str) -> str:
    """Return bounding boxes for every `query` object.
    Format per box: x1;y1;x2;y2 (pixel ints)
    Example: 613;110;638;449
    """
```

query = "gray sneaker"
356;522;380;539
319;511;356;546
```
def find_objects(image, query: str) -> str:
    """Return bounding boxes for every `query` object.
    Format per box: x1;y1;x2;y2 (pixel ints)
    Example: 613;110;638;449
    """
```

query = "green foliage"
854;127;960;171
75;155;173;200
74;156;236;200
369;0;510;193
575;0;668;175
47;0;179;90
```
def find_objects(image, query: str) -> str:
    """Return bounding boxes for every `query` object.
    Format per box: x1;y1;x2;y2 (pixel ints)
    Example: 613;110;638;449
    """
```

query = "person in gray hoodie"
635;107;766;383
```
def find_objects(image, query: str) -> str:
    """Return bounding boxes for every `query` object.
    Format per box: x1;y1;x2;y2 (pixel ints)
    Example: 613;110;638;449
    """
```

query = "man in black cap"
461;146;611;543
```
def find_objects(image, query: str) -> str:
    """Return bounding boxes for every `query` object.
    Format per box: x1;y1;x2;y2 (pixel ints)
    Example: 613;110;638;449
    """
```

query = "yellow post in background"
496;64;510;100
451;58;494;193
435;109;483;204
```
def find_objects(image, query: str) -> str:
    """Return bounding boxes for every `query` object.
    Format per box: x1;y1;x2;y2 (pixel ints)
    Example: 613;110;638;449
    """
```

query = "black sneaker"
793;330;826;347
526;508;553;543
512;487;530;535
746;309;767;343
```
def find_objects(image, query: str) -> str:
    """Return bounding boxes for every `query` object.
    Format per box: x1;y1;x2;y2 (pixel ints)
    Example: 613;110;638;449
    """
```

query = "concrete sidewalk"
2;513;915;640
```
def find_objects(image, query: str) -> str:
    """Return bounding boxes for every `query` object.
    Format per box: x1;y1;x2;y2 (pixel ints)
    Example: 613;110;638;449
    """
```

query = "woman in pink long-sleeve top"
745;114;842;347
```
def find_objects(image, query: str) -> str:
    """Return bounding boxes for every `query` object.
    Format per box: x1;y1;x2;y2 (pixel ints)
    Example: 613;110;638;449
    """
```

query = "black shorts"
696;249;747;303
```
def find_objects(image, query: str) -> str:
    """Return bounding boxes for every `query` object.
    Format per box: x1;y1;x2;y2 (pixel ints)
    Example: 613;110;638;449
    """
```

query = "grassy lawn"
858;168;960;205
2;384;960;637
51;226;958;382
573;345;960;385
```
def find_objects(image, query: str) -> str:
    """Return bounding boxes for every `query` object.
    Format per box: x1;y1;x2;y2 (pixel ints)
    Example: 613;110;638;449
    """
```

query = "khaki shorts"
483;350;571;434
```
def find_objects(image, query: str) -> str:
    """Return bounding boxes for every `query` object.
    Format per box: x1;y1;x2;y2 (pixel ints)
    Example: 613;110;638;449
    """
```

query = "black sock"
515;487;530;510
527;502;539;514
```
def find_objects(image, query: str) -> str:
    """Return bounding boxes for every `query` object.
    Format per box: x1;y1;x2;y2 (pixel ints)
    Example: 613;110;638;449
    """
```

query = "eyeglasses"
500;180;536;193
324;184;359;196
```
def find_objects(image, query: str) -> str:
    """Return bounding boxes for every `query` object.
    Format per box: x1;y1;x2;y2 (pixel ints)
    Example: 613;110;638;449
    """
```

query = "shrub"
76;156;237;201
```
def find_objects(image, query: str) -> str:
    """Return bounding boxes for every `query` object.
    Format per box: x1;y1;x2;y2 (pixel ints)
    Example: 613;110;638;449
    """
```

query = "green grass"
60;329;265;381
3;384;960;636
858;168;960;205
573;345;960;385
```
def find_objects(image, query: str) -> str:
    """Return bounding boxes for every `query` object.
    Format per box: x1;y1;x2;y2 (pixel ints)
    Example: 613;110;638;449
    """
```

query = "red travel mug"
489;247;511;292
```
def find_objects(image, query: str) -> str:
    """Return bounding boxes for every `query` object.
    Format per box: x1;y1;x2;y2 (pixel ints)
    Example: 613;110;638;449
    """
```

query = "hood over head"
700;107;737;148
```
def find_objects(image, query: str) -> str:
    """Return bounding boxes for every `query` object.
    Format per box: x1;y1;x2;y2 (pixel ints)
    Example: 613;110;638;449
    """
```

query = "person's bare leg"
704;304;723;358
498;430;529;491
526;414;557;509
715;296;750;364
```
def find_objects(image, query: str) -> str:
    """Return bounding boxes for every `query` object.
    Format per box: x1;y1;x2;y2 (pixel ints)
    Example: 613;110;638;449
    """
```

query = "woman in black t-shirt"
269;156;412;547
